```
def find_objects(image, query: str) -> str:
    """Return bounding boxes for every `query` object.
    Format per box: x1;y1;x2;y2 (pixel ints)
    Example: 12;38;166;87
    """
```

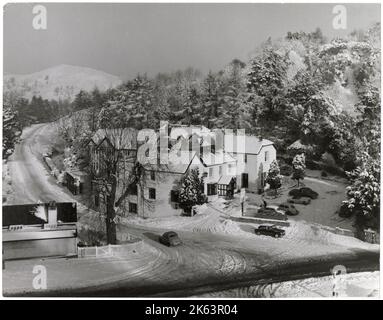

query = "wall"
3;236;77;260
135;172;184;218
236;144;277;193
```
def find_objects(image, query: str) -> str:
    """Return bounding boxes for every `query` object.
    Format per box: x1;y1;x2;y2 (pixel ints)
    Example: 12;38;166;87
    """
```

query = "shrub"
321;170;328;177
280;164;293;176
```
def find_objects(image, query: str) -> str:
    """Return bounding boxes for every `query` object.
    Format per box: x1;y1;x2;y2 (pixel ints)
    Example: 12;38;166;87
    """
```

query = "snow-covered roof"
141;150;201;174
287;139;311;151
224;135;274;154
218;175;235;185
200;151;236;166
91;128;137;150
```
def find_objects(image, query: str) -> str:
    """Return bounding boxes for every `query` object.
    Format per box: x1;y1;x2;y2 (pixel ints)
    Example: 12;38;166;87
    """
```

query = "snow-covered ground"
247;172;354;230
120;197;378;257
195;271;380;298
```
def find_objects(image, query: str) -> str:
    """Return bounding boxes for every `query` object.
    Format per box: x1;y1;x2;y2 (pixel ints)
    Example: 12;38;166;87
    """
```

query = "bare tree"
90;128;169;243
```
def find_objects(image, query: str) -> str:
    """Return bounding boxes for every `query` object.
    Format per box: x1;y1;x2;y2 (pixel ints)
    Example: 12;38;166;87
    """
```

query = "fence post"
108;244;112;256
96;246;98;257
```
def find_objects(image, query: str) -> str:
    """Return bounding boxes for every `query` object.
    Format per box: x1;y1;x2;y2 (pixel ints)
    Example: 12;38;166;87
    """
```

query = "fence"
78;237;143;258
363;229;379;244
230;215;290;227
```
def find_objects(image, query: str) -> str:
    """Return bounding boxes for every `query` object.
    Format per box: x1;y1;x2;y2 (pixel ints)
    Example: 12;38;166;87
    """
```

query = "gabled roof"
200;151;236;167
140;150;201;174
224;135;274;155
218;175;236;185
90;128;137;150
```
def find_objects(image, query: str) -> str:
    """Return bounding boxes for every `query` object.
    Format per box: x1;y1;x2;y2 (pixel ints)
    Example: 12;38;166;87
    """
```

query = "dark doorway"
241;173;248;188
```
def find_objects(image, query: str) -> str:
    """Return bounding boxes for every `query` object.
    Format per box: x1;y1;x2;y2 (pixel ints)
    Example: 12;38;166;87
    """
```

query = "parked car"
287;197;311;205
288;187;318;199
159;231;182;247
257;207;288;221
278;202;299;216
255;225;285;238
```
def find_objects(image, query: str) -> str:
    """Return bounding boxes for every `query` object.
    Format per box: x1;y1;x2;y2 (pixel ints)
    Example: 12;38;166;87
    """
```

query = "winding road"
3;123;380;297
7;123;73;204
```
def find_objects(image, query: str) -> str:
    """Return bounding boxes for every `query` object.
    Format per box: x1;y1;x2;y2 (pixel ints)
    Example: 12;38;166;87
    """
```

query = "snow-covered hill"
4;64;122;101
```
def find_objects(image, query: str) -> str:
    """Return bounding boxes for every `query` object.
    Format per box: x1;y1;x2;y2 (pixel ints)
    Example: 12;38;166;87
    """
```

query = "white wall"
235;144;277;193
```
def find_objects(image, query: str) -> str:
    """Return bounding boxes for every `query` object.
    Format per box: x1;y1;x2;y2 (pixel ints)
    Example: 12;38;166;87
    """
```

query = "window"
129;202;137;214
211;144;215;154
244;154;247;163
150;170;155;181
218;184;227;196
207;183;217;196
209;167;213;176
265;151;269;162
200;182;205;194
203;171;208;178
149;188;156;200
128;183;137;195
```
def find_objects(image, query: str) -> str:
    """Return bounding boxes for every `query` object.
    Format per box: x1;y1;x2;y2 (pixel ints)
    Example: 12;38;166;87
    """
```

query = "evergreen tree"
292;153;306;187
178;168;205;214
3;106;22;160
180;87;202;126
342;152;380;231
247;46;288;122
73;90;92;111
201;71;220;128
265;160;283;196
98;75;155;129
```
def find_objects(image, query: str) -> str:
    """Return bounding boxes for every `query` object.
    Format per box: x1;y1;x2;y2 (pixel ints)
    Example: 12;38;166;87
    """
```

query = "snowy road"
7;123;73;204
3;123;380;297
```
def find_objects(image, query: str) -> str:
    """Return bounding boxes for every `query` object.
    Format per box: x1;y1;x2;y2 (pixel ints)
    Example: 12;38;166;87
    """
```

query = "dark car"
255;225;285;238
278;202;299;216
257;207;288;221
288;187;318;200
159;231;182;247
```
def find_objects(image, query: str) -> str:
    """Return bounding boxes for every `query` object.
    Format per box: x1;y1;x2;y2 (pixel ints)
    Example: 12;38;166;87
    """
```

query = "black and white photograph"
1;1;381;300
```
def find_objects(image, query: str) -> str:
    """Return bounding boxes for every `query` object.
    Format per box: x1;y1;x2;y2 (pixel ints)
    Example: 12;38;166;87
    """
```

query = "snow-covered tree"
201;71;220;128
216;59;252;130
247;46;288;122
3;106;22;160
73;90;93;111
98;75;155;129
265;160;283;196
342;152;380;230
178;168;206;214
292;153;306;187
179;87;202;126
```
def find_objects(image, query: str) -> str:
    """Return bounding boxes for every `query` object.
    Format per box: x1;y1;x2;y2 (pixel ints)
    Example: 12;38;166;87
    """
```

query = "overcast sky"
3;3;380;79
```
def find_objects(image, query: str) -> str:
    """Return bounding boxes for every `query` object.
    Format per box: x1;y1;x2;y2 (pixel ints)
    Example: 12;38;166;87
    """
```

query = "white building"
88;125;276;218
225;135;277;193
